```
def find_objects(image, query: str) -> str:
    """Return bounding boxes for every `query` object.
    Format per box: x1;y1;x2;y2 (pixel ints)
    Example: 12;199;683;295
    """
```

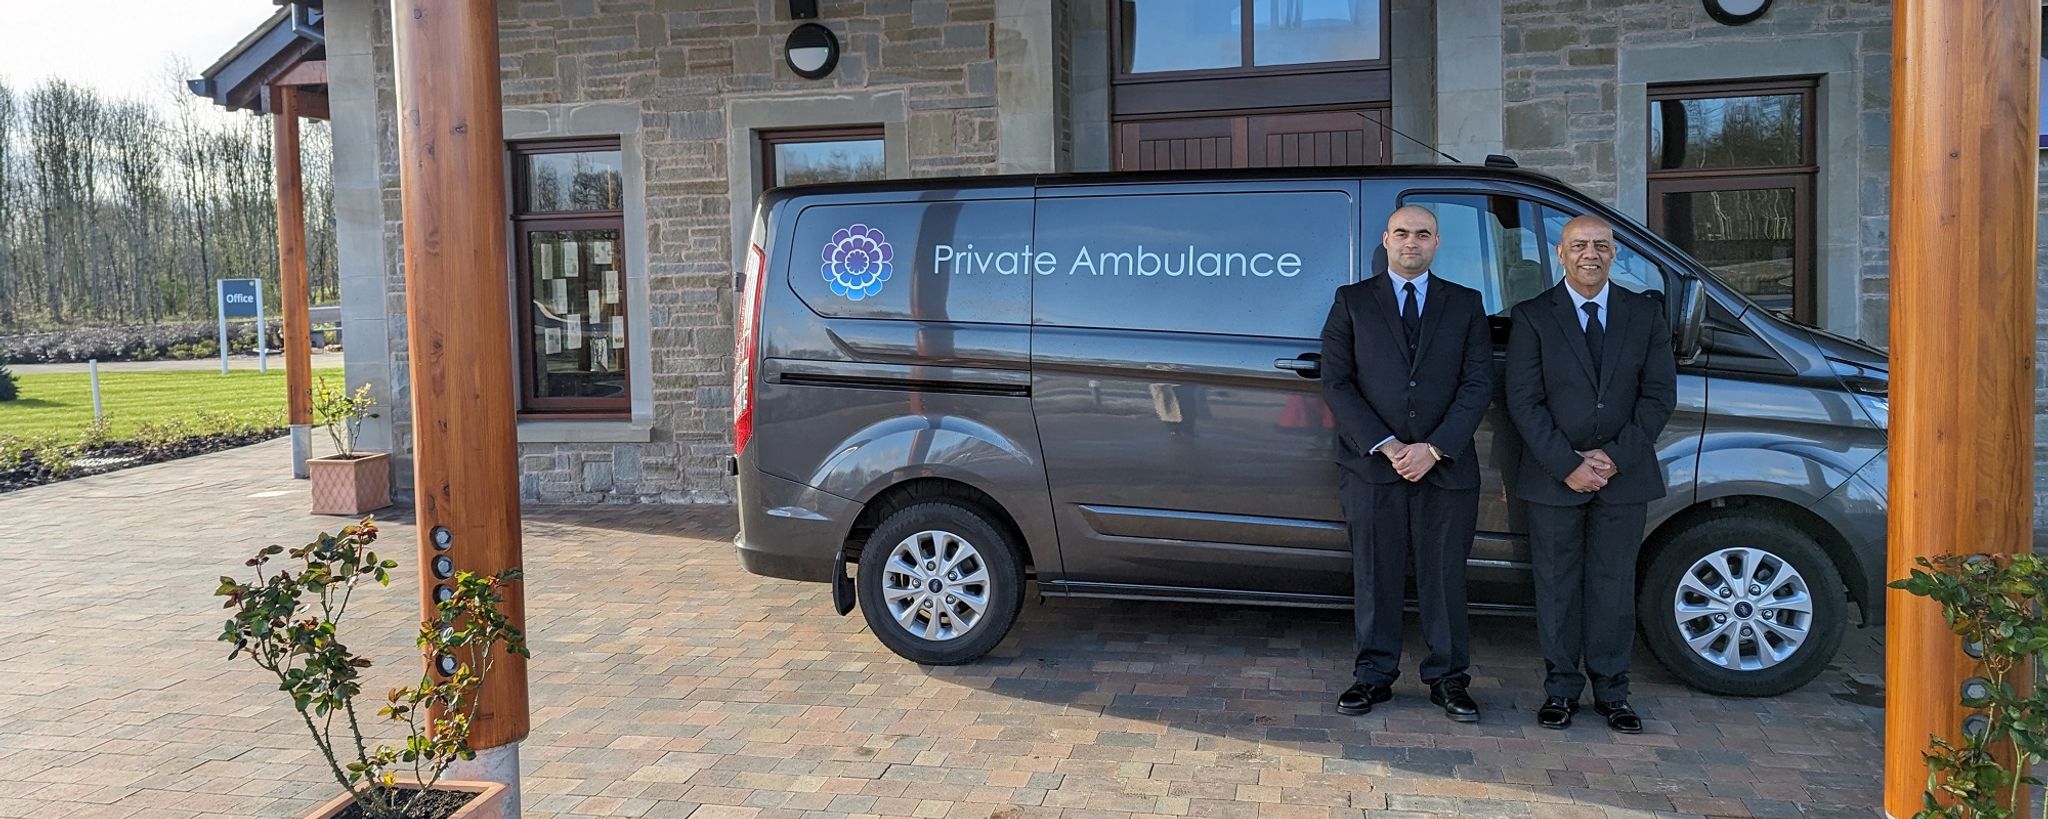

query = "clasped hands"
1377;441;1440;482
1567;448;1617;493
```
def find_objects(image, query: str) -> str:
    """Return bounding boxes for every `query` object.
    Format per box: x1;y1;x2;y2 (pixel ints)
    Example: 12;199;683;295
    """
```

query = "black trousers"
1526;498;1648;702
1340;472;1477;687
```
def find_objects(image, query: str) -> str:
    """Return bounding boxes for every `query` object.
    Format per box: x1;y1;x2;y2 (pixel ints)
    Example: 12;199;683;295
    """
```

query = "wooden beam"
296;90;330;122
273;60;327;87
272;85;312;431
1885;0;2039;814
392;0;529;751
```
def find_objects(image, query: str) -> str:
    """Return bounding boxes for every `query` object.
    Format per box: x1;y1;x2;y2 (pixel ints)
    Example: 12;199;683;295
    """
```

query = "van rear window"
787;199;1032;325
1031;190;1353;338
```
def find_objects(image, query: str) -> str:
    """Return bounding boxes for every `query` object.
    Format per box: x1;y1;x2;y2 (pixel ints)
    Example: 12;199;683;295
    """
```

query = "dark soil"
0;428;286;494
331;787;477;819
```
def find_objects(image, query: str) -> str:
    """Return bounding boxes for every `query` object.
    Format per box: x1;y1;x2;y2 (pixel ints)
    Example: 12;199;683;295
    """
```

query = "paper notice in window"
611;316;625;342
587;290;601;326
549;279;568;315
592;239;613;265
603;269;620;304
565;320;583;350
563;241;580;271
543;327;561;354
535;243;553;279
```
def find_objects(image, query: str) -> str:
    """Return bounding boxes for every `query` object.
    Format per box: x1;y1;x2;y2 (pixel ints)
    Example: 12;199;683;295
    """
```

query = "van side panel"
746;190;1059;575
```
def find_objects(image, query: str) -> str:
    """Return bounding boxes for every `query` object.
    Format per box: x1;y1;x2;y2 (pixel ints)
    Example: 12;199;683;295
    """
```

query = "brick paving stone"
0;438;1895;818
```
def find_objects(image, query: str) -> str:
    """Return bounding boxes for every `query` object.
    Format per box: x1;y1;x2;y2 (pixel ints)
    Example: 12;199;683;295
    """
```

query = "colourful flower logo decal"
822;224;893;300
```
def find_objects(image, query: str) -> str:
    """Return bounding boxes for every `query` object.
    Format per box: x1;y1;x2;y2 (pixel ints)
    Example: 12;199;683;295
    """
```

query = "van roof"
759;163;1567;206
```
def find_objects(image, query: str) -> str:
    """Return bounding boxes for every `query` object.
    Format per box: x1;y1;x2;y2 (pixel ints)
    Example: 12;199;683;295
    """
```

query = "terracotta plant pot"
308;452;392;516
303;780;506;819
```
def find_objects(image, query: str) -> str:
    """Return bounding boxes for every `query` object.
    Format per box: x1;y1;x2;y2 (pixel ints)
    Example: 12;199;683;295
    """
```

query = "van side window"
1402;193;1670;317
1401;193;1550;315
1032;190;1353;338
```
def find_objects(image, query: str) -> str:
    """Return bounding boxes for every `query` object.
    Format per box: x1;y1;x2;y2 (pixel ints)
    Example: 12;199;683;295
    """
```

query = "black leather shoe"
1428;680;1480;723
1594;700;1643;734
1536;696;1578;729
1336;682;1393;715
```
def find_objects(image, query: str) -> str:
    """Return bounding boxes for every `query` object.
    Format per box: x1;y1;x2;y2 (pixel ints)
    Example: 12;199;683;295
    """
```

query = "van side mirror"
1675;275;1707;364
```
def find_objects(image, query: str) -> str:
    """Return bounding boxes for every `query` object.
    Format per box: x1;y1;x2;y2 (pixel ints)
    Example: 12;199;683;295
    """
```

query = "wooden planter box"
304;780;506;819
308;452;392;516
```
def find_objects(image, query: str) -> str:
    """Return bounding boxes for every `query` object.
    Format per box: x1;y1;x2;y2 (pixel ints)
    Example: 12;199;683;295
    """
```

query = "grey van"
731;165;1887;697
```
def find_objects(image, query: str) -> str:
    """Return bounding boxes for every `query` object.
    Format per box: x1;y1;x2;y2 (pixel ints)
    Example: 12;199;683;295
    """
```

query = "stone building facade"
313;0;2013;515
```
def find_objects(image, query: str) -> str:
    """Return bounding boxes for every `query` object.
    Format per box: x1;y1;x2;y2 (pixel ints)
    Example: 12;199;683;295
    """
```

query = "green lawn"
0;368;345;441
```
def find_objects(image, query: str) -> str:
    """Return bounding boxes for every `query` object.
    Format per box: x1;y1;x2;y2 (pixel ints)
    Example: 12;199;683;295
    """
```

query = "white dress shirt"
1568;281;1611;330
1374;270;1434;455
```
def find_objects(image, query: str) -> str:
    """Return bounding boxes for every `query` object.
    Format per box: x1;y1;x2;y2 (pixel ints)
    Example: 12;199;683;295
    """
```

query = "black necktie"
1401;282;1420;350
1582;301;1606;378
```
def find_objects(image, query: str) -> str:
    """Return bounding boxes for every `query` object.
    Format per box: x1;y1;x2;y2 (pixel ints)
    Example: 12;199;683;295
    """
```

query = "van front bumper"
736;469;860;583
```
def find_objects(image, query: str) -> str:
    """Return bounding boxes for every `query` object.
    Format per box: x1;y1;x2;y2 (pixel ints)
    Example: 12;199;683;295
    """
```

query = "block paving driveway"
0;439;1883;818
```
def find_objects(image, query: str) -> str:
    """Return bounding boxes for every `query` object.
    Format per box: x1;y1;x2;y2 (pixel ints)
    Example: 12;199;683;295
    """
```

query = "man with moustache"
1504;215;1676;734
1320;205;1493;722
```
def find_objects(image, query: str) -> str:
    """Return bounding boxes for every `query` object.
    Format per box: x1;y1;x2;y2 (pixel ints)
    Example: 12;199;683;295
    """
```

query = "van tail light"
733;242;768;457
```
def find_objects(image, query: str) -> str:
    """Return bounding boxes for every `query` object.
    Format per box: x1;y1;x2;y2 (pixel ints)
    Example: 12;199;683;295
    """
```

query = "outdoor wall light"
434;584;454;604
788;0;818;19
1703;0;1770;26
436;653;459;676
432;555;454;579
1961;676;1992;703
785;23;840;80
1963;637;1984;659
1962;713;1990;739
431;526;453;550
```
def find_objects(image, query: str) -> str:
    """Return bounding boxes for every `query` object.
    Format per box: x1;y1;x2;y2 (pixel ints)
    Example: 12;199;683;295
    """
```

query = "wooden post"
1885;1;2039;815
271;84;314;478
390;0;529;784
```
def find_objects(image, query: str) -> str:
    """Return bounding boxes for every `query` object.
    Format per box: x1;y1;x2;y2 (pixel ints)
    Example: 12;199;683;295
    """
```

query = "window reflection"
525;151;623;212
1253;0;1381;66
1121;0;1242;73
772;138;886;186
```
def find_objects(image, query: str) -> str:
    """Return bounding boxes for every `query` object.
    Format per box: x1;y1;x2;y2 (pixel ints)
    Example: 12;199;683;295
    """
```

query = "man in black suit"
1504;215;1677;734
1320;205;1493;722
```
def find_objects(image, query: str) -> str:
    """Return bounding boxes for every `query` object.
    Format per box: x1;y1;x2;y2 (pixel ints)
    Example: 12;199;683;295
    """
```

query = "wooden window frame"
1647;78;1819;325
509;139;629;415
760;126;885;189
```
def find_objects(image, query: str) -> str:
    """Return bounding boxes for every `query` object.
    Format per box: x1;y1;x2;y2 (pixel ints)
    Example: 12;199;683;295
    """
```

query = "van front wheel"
856;500;1024;665
1638;517;1846;697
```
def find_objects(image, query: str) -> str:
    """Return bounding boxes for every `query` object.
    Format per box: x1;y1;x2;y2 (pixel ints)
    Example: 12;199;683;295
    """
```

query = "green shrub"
0;360;15;402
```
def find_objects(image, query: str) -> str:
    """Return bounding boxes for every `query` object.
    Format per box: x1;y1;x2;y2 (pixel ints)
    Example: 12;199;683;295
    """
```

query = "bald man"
1320;205;1493;722
1504;215;1676;734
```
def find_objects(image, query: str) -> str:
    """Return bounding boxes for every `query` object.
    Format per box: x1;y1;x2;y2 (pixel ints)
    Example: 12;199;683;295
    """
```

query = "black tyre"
1638;516;1847;697
856;499;1025;665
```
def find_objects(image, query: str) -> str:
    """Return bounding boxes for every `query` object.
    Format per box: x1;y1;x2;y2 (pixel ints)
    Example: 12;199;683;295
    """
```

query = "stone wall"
1499;0;1893;342
354;0;1005;504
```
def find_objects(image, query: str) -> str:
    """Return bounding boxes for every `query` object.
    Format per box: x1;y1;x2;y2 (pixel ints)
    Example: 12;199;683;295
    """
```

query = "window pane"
1121;0;1243;73
523;150;622;212
1658;187;1798;315
1399;194;1546;315
772;138;885;186
1649;94;1805;171
526;229;626;401
1254;0;1381;66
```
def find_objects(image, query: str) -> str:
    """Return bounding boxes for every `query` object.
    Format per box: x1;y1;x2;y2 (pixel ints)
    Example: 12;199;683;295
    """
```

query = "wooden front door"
1116;108;1389;171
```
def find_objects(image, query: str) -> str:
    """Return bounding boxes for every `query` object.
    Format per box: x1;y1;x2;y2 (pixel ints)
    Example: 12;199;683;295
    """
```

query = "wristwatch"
1427;444;1444;461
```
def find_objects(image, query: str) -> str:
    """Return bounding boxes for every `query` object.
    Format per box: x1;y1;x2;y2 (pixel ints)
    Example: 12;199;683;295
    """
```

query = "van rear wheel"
856;500;1024;665
1638;516;1846;697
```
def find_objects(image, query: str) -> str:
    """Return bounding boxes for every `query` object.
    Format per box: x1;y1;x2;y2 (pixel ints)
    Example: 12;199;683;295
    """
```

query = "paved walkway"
0;439;1885;818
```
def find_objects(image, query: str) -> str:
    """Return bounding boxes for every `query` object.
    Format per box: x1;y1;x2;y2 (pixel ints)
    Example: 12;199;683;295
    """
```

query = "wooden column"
271;85;314;477
391;0;529;751
1885;1;2039;815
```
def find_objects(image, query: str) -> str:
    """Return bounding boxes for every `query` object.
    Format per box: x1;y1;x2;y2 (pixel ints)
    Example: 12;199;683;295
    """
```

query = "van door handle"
1274;353;1322;378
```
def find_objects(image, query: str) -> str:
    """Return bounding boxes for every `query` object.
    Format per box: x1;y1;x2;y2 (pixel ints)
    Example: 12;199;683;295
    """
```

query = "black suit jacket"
1504;282;1678;507
1319;274;1493;489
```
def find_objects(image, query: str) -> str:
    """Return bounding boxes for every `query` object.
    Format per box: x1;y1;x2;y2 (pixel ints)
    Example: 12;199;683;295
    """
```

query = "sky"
0;0;282;105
